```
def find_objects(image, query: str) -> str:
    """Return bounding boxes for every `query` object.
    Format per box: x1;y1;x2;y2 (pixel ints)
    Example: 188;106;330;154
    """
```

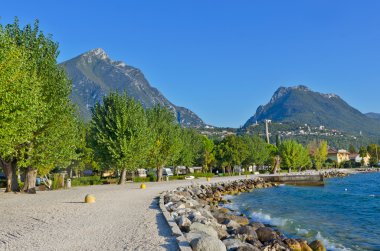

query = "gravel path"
0;176;246;251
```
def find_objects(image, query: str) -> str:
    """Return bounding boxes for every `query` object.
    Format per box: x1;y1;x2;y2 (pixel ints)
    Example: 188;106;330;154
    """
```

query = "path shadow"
149;197;178;250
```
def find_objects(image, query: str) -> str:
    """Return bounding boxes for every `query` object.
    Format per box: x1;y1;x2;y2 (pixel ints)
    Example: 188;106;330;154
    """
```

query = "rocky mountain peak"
270;85;309;104
61;49;205;127
83;48;109;61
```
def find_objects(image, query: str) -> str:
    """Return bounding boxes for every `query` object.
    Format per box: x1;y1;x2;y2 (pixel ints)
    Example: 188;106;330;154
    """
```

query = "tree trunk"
11;160;19;192
119;168;126;185
23;167;37;194
2;160;12;192
156;167;163;182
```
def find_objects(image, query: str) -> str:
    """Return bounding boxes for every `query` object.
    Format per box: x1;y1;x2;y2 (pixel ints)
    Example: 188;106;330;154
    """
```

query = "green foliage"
177;128;203;167
215;135;249;173
51;174;64;190
279;140;312;171
308;140;328;170
71;176;102;186
0;19;80;181
90;92;150;174
200;136;216;172
367;144;379;166
348;144;356;154
242;135;271;167
146;106;182;181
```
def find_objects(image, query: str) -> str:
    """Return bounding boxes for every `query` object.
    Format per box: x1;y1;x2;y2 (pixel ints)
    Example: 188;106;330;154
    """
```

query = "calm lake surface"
227;173;380;251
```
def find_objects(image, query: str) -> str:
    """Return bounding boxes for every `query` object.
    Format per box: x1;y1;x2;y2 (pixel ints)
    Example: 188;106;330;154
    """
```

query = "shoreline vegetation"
162;169;379;251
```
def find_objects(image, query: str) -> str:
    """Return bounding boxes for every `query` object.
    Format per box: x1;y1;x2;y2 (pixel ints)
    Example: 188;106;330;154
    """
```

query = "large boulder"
176;215;191;232
190;222;218;238
223;238;259;251
256;227;279;243
190;235;227;251
237;246;261;251
209;222;229;239
296;239;313;251
238;226;258;240
284;239;302;251
309;240;326;251
250;222;265;231
226;219;242;231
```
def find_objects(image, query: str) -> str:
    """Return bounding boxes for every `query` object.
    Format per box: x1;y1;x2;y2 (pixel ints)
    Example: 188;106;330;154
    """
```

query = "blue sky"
2;0;380;127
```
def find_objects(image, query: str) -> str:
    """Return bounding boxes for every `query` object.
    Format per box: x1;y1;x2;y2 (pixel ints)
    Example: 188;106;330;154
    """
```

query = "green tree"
146;106;181;181
90;92;150;184
0;34;41;192
215;135;248;175
348;144;357;154
359;146;368;167
200;136;215;173
176;128;203;168
367;144;379;166
308;140;328;170
0;19;80;193
279;140;311;171
242;135;271;170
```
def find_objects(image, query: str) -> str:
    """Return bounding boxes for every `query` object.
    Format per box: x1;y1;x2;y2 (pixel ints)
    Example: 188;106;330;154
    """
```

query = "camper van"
162;168;173;176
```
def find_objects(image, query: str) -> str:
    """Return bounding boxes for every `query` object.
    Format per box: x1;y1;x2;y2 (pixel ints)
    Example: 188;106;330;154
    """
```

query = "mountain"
244;85;380;137
366;112;380;122
60;48;205;127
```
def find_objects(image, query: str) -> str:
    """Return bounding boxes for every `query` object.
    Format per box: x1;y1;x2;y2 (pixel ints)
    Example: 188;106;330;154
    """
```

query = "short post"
66;178;71;189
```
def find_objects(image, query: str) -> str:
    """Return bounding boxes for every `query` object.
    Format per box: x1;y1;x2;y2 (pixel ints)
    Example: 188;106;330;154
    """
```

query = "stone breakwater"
320;170;348;178
163;178;326;251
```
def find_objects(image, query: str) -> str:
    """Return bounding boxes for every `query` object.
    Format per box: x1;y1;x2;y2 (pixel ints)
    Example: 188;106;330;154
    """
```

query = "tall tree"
215;135;248;175
90;92;150;184
176;128;202;167
348;144;357;154
146;106;181;181
359;146;368;167
0;19;80;193
307;140;328;170
200;136;215;173
367;144;379;166
0;34;41;192
279;140;311;171
242;135;271;169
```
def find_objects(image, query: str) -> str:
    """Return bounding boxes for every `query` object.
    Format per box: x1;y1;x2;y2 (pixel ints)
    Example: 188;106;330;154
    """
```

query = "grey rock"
250;222;265;231
177;216;191;232
223;238;258;251
256;227;279;243
190;222;218;238
237;226;258;240
190;235;227;251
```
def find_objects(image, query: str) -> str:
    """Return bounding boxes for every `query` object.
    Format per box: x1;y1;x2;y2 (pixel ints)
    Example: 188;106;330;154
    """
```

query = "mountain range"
60;48;205;127
244;85;380;138
61;49;380;139
366;112;380;122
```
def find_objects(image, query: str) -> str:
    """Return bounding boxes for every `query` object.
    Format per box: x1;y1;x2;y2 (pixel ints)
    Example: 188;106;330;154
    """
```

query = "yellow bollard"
246;174;248;178
85;194;96;203
207;177;211;182
140;183;146;189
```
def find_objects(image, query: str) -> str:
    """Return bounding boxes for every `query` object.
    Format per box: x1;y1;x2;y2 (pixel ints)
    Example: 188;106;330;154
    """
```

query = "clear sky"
2;0;380;127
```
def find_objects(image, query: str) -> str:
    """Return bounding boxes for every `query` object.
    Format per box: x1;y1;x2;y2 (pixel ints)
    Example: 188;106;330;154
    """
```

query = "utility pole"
265;119;271;144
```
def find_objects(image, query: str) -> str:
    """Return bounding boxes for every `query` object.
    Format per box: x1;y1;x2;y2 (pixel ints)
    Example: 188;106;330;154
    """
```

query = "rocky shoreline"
163;178;326;251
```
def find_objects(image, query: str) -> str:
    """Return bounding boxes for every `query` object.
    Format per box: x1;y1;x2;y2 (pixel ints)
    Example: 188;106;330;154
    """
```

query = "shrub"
71;175;102;187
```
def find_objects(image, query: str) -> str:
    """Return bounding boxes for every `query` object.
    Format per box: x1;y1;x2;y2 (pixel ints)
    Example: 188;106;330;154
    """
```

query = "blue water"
227;173;380;251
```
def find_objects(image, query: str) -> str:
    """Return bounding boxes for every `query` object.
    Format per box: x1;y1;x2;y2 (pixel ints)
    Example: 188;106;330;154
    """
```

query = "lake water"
227;173;380;251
